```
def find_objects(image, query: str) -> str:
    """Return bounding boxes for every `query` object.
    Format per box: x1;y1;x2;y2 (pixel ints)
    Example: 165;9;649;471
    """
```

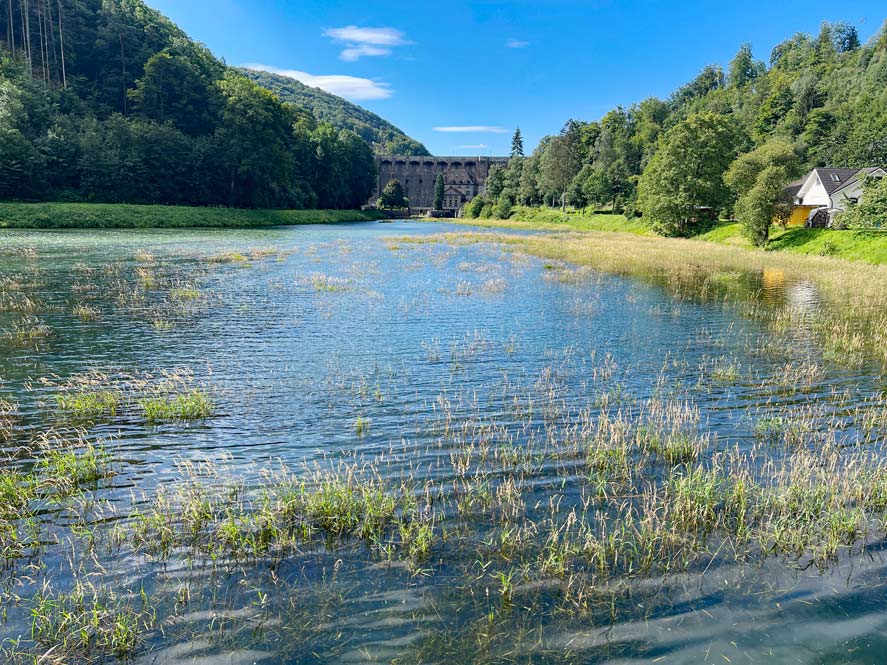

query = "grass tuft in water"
139;390;214;422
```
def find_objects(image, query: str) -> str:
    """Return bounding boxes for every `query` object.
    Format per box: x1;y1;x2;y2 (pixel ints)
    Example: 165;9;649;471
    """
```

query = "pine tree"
433;174;445;211
511;128;524;158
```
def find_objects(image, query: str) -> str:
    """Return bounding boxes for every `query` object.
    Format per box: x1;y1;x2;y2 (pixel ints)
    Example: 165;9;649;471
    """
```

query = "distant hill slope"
241;68;430;156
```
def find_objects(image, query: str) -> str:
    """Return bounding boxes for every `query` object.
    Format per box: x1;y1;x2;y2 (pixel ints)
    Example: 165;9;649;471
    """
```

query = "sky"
148;0;886;156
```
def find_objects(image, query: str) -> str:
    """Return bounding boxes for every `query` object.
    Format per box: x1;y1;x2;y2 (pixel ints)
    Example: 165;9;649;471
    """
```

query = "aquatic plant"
139;390;213;422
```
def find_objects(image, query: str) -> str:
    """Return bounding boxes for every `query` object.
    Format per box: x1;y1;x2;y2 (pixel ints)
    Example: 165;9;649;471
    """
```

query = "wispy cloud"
506;39;530;49
433;126;508;134
323;25;412;61
243;64;393;101
458;144;488;150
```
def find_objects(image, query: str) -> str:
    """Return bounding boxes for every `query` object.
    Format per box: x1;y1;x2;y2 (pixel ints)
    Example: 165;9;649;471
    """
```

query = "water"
1;221;886;664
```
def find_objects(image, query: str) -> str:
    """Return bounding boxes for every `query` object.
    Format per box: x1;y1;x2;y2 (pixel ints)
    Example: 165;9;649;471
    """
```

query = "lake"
1;221;886;664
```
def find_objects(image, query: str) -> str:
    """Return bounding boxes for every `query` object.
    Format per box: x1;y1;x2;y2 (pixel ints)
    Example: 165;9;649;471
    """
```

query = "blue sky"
149;0;885;156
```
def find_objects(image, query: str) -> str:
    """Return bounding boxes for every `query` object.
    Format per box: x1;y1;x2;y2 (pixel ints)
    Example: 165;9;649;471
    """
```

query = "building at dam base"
372;156;509;214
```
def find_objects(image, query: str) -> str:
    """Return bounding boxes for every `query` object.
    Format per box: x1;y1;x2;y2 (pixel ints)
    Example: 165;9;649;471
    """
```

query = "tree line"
0;0;376;209
469;21;887;245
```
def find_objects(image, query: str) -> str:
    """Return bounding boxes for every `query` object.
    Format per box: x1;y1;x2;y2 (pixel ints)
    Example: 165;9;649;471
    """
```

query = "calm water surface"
1;221;885;664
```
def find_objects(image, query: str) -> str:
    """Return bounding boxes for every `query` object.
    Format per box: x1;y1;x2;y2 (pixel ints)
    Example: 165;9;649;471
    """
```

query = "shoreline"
436;207;887;265
0;203;385;229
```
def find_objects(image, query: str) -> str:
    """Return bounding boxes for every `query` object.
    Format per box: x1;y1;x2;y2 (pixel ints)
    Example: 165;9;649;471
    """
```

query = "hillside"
475;20;887;235
0;0;377;209
241;68;429;156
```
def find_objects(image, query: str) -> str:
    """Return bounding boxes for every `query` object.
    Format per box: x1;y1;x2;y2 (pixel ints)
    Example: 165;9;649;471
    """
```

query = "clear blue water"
1;221;885;664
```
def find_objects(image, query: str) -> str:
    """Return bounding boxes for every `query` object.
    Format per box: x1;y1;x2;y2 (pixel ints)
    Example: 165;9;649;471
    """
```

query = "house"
443;186;467;211
786;167;886;226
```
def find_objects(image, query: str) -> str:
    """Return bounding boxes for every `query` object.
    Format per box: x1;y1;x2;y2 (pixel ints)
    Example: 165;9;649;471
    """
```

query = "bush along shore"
0;203;385;229
450;205;887;265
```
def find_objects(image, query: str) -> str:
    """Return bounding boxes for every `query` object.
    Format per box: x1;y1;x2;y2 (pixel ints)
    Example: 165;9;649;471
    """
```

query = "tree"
836;176;887;229
637;112;740;236
832;22;860;53
727;44;764;88
539;120;583;209
0;126;41;199
511;128;524;157
378;179;407;209
464;195;485;218
733;168;792;246
129;50;220;136
433;174;445;211
671;65;725;109
486;164;506;201
215;72;308;208
725;140;801;246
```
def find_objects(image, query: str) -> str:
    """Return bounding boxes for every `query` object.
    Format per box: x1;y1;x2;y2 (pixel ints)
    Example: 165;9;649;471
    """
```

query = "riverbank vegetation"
0;1;377;210
472;21;887;244
455;205;887;264
0;203;384;229
3;231;887;661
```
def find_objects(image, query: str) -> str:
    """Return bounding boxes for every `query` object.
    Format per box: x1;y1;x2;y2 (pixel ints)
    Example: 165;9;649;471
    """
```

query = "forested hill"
0;0;378;209
241;68;429;156
480;20;887;241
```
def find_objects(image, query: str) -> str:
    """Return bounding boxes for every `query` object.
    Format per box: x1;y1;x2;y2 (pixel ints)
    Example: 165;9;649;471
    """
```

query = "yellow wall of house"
785;205;817;227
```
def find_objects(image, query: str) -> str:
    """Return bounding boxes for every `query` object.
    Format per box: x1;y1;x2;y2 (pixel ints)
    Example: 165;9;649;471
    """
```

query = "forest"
240;68;429;157
474;21;887;244
0;0;379;209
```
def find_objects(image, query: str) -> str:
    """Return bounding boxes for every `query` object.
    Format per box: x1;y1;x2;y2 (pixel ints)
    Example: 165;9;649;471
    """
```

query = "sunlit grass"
55;389;120;422
139;390;214;422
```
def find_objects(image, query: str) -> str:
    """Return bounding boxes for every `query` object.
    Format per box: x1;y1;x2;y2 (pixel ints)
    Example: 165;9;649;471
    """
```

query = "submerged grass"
42;370;214;426
6;231;887;662
403;231;887;369
139;390;213;422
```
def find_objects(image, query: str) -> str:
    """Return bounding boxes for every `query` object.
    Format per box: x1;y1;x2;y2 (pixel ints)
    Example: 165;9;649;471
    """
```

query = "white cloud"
458;144;488;150
243;64;393;101
433;126;508;134
340;45;390;62
323;25;411;61
506;39;530;49
324;26;408;46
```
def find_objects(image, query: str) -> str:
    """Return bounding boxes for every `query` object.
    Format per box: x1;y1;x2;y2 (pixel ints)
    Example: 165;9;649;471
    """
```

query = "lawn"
452;207;887;265
0;203;384;229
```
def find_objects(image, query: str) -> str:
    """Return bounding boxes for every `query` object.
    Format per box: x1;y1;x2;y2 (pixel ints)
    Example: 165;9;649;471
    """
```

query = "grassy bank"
455;207;887;265
452;207;652;235
404;229;887;367
0;203;385;229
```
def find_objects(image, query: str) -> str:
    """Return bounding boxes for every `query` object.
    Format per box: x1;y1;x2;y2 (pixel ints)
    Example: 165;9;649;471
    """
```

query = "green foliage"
725;140;802;246
0;1;380;210
638;112;741;236
239;68;428;155
511;128;524;157
129;50;221;135
733;168;790;246
486;165;506;201
835;176;887;229
728;44;765;88
463;195;486;219
139;390;213;422
521;20;887;230
378;179;408;209
0;203;384;229
433;174;445;211
493;199;513;220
